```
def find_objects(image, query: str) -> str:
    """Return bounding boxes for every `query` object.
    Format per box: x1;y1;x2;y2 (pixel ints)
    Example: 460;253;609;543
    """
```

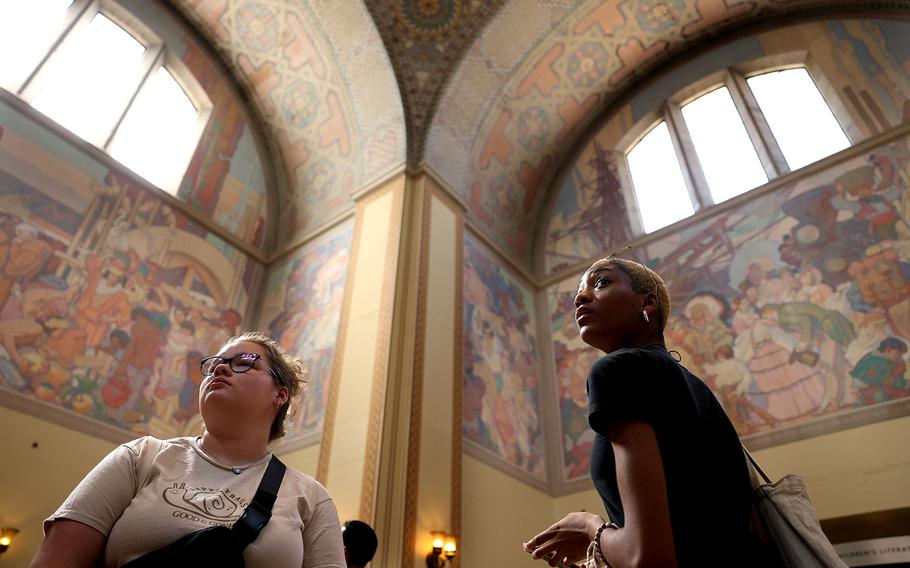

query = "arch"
172;0;406;244
426;0;910;268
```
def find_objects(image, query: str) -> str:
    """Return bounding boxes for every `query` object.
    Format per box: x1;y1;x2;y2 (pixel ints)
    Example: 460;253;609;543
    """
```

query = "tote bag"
744;448;847;568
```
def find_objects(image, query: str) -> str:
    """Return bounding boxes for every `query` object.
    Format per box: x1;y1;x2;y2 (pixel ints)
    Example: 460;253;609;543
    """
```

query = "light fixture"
0;527;19;555
426;531;457;568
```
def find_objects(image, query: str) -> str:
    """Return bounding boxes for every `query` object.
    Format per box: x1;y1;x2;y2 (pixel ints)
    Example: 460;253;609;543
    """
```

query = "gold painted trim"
315;196;374;483
449;187;464;568
538;120;910;288
400;176;433;568
360;177;407;522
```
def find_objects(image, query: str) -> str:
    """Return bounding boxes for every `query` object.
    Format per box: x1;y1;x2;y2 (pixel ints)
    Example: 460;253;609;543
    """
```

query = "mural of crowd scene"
260;221;353;444
544;18;910;275
0;105;259;439
121;0;271;250
550;133;910;480
463;235;546;482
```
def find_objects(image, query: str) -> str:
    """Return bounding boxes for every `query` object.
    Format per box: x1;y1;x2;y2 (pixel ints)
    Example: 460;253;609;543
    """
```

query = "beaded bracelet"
593;521;619;567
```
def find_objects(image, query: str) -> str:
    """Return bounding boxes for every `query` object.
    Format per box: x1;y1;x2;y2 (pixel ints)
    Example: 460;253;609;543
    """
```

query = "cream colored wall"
461;455;554;568
323;176;404;522
279;444;320;478
752;415;910;519
0;408;119;568
414;194;459;566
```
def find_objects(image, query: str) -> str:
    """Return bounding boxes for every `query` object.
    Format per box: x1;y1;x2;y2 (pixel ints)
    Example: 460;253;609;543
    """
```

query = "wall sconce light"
426;531;457;568
0;527;19;555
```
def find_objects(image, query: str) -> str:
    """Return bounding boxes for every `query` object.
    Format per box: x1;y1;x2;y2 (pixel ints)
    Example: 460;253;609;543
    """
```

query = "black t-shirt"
588;346;764;567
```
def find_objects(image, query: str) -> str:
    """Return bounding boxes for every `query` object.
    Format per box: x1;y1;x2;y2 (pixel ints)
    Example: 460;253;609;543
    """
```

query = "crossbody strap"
232;455;287;548
741;443;772;485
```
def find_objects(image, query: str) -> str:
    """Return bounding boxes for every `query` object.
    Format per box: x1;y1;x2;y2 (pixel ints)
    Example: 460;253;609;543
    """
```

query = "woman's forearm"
31;519;106;568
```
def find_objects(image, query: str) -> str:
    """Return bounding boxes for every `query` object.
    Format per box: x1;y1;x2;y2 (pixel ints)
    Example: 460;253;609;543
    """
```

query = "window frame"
618;54;853;235
4;0;212;194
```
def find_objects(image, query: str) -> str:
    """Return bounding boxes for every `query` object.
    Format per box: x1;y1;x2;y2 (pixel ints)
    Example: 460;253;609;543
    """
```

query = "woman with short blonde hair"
524;254;775;567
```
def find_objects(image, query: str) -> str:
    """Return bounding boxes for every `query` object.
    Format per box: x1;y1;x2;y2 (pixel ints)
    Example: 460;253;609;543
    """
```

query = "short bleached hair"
587;257;671;332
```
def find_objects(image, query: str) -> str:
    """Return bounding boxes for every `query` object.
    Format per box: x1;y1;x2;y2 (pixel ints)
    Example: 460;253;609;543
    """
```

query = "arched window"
626;122;694;233
746;68;850;170
625;64;850;234
0;0;210;194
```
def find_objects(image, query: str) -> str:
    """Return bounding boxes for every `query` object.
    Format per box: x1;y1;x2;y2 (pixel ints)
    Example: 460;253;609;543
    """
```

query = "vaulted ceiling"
170;0;908;269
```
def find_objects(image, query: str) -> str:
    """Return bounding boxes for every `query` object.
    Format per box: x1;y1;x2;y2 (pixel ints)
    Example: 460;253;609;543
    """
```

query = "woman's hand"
523;511;603;566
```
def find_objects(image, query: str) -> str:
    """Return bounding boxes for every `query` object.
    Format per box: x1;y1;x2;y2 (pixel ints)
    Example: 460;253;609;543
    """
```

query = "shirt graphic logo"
162;484;244;522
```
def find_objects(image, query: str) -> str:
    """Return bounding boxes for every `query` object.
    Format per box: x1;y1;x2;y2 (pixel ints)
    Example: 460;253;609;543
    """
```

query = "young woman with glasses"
523;255;776;568
32;331;346;568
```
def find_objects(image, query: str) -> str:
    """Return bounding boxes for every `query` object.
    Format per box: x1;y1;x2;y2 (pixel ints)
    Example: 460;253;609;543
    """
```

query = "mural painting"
122;0;271;250
550;135;910;481
463;235;546;482
261;221;353;444
545;143;633;274
175;0;407;242
0;113;258;440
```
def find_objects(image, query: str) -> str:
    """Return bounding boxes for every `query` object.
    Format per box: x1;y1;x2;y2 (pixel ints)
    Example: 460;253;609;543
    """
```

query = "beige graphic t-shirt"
45;436;345;568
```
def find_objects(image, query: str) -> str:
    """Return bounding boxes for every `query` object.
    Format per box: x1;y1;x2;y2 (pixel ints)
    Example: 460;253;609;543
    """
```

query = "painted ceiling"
172;0;905;269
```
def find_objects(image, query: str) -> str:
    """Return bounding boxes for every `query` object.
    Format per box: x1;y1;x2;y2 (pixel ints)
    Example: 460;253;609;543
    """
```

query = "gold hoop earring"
642;310;650;323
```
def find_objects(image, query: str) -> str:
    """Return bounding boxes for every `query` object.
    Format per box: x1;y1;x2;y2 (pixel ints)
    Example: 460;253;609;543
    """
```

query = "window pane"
30;13;146;146
109;67;198;192
0;0;72;91
681;86;768;204
747;68;850;170
627;122;695;233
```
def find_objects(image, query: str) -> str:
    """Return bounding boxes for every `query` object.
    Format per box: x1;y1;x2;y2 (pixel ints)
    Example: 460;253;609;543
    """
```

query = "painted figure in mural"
524;257;773;567
74;253;133;351
850;337;909;405
0;222;54;310
32;331;346;568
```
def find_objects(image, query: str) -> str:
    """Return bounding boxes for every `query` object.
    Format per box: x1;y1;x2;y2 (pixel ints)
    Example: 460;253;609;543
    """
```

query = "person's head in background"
342;520;378;568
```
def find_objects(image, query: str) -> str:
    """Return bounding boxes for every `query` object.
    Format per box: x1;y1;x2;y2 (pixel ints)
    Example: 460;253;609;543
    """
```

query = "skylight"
681;86;768;203
0;0;72;91
627;122;695;233
747;68;850;170
30;13;146;146
110;67;199;191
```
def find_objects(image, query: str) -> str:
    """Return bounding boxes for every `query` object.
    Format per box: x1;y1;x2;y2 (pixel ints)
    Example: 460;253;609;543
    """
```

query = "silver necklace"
193;437;270;475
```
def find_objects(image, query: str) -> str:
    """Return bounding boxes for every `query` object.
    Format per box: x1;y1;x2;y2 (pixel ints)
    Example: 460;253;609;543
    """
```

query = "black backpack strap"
232;455;287;548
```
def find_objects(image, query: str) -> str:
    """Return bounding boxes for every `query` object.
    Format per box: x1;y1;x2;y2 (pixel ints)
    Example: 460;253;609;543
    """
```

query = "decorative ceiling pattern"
168;0;908;269
172;0;406;244
364;0;507;163
424;0;890;264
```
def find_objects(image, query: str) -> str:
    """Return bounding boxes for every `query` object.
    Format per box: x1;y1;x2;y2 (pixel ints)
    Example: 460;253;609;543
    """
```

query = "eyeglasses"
200;353;275;379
